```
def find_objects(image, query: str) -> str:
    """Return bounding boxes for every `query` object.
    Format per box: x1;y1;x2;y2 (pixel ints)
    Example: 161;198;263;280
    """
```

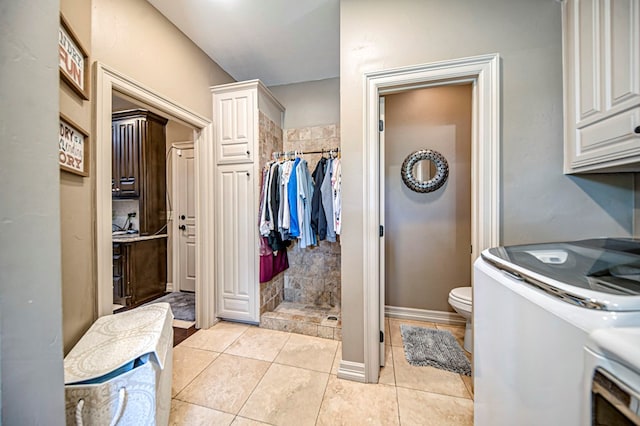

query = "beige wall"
340;0;633;364
60;0;95;354
385;85;472;311
269;78;340;129
92;0;234;120
59;0;234;353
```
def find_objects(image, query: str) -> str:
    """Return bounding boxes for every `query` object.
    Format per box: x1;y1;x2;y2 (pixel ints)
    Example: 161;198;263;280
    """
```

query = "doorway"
95;63;216;329
171;141;196;293
361;54;501;383
383;84;472;316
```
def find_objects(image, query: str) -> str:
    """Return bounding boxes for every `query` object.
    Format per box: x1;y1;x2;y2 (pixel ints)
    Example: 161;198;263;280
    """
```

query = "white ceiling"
147;0;340;87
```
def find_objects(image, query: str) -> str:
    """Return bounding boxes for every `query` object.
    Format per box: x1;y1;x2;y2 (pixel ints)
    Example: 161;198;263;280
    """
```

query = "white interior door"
379;96;386;367
175;145;196;292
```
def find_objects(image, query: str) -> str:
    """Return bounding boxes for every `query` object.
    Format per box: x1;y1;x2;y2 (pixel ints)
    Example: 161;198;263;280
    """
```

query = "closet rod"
272;147;340;158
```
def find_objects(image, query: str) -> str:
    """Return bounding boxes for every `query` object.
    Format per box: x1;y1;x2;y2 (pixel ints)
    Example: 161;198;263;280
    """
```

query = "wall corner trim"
337;360;367;383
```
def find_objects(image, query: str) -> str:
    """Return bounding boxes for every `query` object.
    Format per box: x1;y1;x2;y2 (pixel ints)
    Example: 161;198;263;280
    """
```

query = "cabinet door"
130;239;167;305
112;118;141;198
564;0;640;172
216;163;258;323
214;89;255;164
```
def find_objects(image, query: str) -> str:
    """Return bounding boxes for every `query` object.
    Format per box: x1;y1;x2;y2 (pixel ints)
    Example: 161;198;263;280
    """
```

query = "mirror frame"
400;149;449;193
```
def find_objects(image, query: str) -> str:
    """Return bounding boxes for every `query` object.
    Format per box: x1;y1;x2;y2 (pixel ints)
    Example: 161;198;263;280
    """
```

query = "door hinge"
471;245;473;254
379;120;384;132
379;225;384;237
380;330;384;343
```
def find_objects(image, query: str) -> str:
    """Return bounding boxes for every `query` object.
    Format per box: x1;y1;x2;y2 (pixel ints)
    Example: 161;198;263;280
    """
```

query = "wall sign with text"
59;115;89;177
59;15;89;100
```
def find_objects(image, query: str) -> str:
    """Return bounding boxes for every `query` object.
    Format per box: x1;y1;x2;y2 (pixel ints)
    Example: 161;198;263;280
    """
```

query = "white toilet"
448;286;473;353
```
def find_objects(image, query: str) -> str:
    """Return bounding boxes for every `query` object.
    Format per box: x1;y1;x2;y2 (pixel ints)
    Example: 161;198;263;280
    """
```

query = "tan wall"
59;0;234;353
269;78;340;129
92;0;234;120
340;0;633;364
60;0;95;354
384;85;472;311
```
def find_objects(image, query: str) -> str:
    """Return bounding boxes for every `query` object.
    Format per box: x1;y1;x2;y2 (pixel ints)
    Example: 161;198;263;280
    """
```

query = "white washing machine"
583;327;640;425
474;238;640;426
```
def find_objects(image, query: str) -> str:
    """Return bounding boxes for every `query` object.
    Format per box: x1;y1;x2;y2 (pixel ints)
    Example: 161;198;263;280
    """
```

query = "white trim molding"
337;361;367;383
94;62;216;330
385;306;466;326
362;54;501;383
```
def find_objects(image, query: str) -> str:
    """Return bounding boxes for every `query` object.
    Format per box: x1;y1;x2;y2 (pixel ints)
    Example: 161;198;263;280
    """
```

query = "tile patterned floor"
170;318;473;425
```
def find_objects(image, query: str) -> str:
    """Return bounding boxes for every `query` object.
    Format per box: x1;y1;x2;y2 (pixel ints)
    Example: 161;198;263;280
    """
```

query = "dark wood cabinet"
112;109;168;235
113;238;167;307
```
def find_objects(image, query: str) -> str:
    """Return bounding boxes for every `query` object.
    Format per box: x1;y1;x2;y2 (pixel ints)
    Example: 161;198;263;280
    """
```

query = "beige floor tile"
239;363;329;426
316;375;399;426
461;374;474;399
274;333;338;373
331;342;342;375
176;353;270;414
181;321;250;353
379;344;395;386
169;399;235;426
385;318;391;346
397;387;473;426
230;417;272;426
392;346;470;398
224;327;290;362
388;319;438;347
172;345;220;397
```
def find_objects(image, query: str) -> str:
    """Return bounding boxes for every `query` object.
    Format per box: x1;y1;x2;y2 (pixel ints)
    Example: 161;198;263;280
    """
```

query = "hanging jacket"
321;158;336;243
287;158;301;238
311;157;328;240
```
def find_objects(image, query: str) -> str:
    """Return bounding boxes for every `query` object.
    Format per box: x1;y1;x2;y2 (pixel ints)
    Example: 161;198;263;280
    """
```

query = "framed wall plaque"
59;114;89;177
59;14;89;100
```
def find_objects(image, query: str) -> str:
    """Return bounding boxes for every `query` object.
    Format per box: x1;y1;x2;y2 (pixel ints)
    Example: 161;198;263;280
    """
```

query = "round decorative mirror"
400;149;449;193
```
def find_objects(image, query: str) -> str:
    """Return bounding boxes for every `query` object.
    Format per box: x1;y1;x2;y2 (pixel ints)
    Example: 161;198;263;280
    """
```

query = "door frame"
94;62;216;329
171;141;195;293
362;54;501;382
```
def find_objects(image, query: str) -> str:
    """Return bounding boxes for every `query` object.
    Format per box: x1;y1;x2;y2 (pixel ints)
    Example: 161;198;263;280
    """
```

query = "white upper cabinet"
563;0;640;173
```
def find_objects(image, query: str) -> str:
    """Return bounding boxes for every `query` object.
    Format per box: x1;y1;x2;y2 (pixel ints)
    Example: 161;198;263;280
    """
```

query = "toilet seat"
449;287;472;304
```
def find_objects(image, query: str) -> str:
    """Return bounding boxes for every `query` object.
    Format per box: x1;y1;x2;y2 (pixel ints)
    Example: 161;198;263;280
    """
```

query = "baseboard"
337;360;366;383
166;282;174;292
385;305;465;326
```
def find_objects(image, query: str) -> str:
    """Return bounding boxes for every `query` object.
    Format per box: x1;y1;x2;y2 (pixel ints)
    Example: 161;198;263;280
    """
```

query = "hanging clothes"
311;157;328;240
258;164;289;283
287;157;301;238
296;158;316;248
332;158;342;235
321;158;336;243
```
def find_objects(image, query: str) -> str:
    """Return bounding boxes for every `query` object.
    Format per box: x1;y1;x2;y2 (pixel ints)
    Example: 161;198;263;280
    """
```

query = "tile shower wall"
259;111;285;315
283;124;342;308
